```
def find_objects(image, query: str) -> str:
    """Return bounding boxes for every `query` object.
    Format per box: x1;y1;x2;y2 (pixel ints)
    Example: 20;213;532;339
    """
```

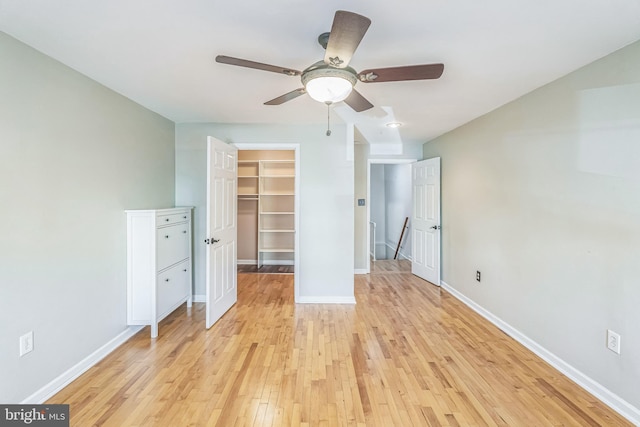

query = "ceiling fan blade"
264;88;307;105
216;55;301;76
324;11;371;68
358;64;444;83
344;89;373;112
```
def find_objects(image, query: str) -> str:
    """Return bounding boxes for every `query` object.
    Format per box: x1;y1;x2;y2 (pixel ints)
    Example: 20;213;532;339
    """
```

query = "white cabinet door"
205;136;238;329
156;223;190;271
411;157;441;285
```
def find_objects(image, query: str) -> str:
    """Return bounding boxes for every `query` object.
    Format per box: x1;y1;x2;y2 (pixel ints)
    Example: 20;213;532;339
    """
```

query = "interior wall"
175;123;355;301
0;32;175;402
237;201;258;263
384;164;412;260
353;143;368;271
423;39;640;414
370;164;386;259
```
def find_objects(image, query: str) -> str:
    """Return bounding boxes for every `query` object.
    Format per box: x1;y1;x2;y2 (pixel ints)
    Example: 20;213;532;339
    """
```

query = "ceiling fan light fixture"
386;122;403;128
301;66;357;104
305;76;353;103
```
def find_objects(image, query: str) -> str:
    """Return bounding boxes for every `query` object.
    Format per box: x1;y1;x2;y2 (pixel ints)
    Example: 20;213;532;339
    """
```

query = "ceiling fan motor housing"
301;62;358;87
301;63;358;103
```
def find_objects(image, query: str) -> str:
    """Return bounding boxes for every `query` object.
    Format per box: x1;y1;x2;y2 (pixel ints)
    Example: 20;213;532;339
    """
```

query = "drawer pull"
165;278;170;282
165;218;170;222
183;269;188;272
183;230;187;234
165;235;169;239
183;216;187;219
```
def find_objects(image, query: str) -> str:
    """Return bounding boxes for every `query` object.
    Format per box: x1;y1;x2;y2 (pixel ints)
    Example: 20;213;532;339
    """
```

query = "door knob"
430;225;441;230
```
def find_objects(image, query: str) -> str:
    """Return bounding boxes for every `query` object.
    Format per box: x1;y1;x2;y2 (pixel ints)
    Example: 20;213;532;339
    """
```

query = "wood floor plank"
47;261;632;426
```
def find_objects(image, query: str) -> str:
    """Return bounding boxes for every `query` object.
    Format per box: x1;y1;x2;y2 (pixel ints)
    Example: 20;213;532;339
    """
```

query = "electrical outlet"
476;271;481;282
607;330;621;354
19;331;34;357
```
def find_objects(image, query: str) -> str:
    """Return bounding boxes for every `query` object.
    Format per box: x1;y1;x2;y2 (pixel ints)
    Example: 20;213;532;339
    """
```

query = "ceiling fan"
215;10;444;113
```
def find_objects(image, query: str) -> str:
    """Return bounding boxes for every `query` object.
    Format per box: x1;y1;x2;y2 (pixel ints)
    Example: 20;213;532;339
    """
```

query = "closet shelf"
239;152;296;269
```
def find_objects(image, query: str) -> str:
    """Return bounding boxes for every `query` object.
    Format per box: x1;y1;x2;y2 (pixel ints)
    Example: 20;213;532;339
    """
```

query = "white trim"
238;260;294;266
297;296;357;304
354;269;368;275
441;281;640;425
261;260;294;266
193;294;206;303
398;253;412;261
21;326;143;404
384;242;412;261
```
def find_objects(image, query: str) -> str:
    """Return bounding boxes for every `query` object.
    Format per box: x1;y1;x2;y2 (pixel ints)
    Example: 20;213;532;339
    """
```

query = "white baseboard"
21;326;144;404
354;269;368;275
238;260;295;266
297;296;356;304
441;281;640;425
397;253;412;261
385;242;412;261
261;260;294;266
197;293;357;304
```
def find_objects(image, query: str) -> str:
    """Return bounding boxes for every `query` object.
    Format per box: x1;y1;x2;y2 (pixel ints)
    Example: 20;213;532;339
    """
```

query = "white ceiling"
2;0;640;144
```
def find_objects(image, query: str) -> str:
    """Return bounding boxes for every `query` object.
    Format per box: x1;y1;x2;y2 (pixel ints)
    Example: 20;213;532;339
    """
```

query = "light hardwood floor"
49;260;631;426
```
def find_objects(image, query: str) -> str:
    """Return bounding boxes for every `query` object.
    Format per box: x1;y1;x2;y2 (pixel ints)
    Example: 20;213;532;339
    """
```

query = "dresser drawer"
157;211;190;225
157;261;190;319
156;224;190;271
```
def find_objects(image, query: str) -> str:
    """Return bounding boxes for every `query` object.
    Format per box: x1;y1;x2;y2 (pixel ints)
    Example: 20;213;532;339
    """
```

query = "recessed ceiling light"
386;122;403;128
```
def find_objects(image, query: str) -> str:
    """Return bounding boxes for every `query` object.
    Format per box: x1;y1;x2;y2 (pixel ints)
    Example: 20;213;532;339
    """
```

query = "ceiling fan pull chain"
326;101;332;136
327;104;331;136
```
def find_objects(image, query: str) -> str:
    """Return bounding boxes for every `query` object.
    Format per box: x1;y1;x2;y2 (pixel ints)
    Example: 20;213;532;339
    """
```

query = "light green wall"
424;40;640;414
354;144;368;271
0;32;175;402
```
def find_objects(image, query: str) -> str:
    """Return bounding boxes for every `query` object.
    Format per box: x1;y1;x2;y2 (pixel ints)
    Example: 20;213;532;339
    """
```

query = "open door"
411;157;441;285
205;136;238;329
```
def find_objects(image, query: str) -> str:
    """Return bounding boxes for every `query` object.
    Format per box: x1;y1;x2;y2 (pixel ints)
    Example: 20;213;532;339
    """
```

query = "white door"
411;157;441;285
205;136;238;329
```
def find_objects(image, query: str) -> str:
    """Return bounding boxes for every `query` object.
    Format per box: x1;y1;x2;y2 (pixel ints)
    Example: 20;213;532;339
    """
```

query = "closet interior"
237;150;295;273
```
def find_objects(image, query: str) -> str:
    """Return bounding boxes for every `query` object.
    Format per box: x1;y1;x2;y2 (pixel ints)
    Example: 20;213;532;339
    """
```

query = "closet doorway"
234;144;300;299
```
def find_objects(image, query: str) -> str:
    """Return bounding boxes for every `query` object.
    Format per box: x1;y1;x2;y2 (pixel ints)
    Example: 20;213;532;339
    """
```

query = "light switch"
357;199;365;206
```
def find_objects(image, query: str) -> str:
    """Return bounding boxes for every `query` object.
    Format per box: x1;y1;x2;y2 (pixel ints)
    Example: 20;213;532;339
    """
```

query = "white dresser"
126;207;193;338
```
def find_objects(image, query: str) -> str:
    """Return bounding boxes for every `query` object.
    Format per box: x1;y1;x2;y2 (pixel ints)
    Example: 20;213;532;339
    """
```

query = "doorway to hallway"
367;160;414;268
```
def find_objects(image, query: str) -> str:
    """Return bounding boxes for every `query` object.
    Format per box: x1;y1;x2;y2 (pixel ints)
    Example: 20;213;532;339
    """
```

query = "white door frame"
233;142;301;302
366;158;417;273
